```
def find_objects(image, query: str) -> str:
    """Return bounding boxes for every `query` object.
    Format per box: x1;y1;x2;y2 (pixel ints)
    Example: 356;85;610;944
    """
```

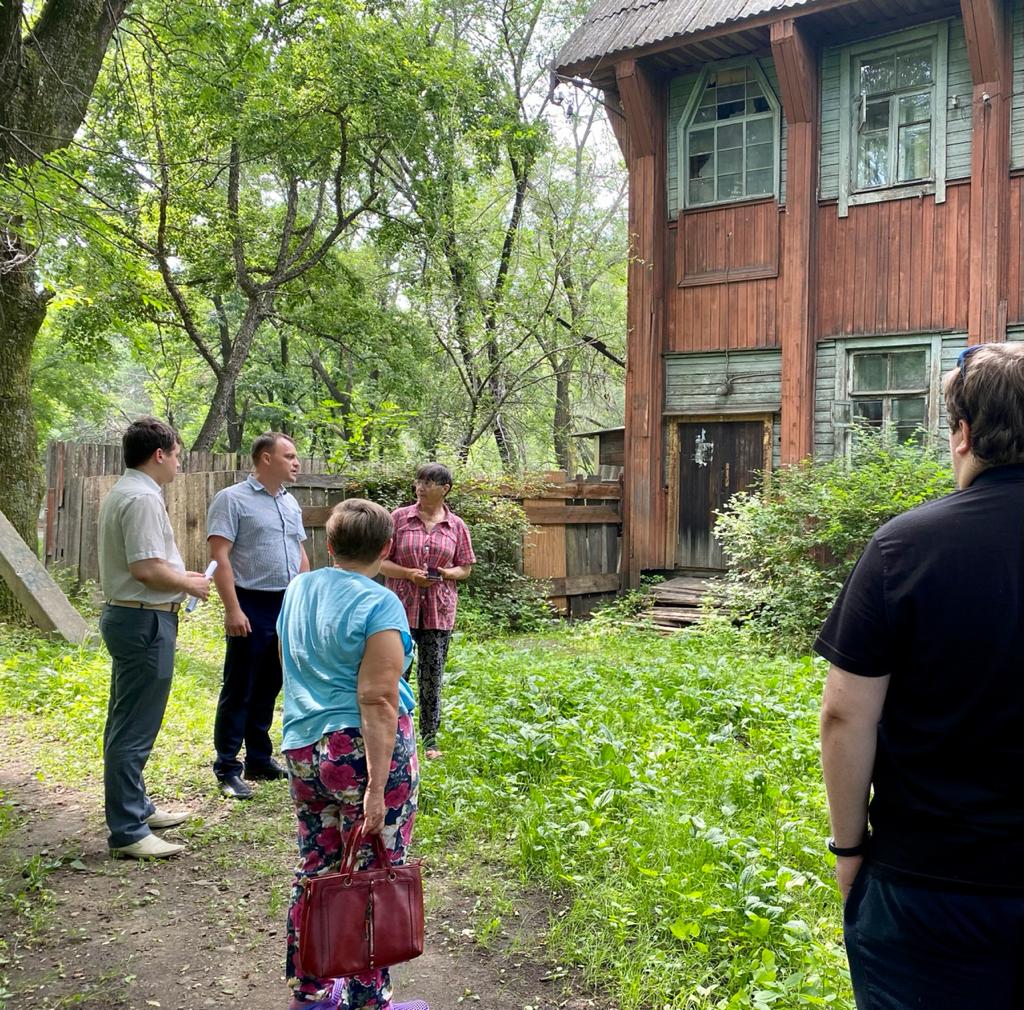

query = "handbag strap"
339;822;395;875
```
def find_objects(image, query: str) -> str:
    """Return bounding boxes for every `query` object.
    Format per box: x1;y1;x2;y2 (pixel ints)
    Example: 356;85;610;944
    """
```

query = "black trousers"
845;862;1024;1009
213;587;285;779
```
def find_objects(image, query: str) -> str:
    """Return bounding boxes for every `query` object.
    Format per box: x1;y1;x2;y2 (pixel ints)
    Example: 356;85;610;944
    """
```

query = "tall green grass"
419;624;848;1010
0;614;848;1009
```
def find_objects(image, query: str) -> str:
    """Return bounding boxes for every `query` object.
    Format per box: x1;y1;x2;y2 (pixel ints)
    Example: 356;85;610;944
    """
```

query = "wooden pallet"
645;575;720;630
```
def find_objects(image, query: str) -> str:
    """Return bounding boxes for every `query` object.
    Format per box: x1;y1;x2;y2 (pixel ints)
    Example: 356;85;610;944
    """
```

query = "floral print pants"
284;715;419;1008
407;629;452;748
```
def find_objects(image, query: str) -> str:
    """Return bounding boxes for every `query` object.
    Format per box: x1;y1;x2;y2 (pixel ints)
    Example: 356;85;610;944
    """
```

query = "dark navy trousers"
845;862;1024;1009
100;605;177;848
213;587;285;779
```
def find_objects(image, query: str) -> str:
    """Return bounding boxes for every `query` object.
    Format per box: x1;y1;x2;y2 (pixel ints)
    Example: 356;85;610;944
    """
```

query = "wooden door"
676;420;765;570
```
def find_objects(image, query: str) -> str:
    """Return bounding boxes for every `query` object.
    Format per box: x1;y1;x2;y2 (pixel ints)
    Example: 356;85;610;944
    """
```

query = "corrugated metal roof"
555;0;815;71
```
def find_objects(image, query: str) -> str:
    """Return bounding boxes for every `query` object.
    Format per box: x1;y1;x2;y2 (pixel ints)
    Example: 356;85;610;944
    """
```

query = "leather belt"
108;600;182;613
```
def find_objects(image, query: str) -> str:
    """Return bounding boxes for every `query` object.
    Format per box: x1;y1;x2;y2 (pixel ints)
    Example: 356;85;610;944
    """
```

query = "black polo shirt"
815;464;1024;890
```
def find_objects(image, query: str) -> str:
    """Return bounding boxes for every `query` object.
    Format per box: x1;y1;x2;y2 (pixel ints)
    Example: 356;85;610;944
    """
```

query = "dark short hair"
326;499;394;563
944;343;1024;467
415;463;453;487
251;432;294;464
123;417;180;468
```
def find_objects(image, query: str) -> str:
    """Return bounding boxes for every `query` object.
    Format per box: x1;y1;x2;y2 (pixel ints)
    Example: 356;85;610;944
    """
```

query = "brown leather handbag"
298;824;424;978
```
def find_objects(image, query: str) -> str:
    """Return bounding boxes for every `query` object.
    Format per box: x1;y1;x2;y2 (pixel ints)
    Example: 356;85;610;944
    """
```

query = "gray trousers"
99;605;178;848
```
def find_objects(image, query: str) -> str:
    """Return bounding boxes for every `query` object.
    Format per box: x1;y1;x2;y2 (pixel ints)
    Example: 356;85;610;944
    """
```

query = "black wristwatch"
827;836;869;857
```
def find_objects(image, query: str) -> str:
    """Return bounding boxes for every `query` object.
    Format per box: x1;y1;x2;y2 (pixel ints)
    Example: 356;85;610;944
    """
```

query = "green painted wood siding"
664;349;781;413
1013;0;1024;167
820;52;841;202
666;60;787;217
820;18;973;201
945;20;973;179
815;341;838;460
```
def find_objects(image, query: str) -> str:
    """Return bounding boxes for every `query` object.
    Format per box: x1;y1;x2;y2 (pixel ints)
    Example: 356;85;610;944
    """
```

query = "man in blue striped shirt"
207;432;309;799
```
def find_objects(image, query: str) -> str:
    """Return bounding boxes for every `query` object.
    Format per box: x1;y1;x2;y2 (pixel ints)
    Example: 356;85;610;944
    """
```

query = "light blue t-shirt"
278;567;415;750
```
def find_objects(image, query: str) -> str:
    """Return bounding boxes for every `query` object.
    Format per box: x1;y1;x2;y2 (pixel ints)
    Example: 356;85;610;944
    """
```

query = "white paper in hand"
185;559;218;613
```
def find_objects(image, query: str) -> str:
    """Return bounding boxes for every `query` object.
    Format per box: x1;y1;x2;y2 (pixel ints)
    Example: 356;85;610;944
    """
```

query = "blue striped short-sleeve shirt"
206;475;307;590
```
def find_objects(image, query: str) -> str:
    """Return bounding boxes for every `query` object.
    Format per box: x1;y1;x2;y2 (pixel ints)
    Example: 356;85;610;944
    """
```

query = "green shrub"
712;429;955;651
339;464;552;632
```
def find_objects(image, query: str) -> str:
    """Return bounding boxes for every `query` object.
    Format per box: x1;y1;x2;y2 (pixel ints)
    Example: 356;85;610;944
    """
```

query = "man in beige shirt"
98;417;211;859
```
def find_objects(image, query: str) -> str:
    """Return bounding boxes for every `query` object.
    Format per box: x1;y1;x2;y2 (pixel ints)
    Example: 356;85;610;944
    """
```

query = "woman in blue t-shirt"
277;498;427;1010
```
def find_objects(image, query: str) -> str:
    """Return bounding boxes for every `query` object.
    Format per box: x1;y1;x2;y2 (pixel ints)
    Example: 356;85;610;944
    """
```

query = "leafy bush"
713;429;955;651
338;464;552;632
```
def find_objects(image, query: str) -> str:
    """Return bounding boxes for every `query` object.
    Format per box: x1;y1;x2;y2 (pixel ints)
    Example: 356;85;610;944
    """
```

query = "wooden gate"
673;417;770;570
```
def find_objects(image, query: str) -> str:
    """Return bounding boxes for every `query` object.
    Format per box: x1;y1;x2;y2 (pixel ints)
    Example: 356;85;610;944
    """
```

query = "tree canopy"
3;0;627;488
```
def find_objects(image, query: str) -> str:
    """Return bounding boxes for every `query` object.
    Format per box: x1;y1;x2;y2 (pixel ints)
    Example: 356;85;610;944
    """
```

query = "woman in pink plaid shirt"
379;464;476;759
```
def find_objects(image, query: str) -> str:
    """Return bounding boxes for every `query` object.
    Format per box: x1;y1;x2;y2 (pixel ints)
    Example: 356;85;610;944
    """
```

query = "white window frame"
678;57;781;210
837;22;948;217
831;335;943;456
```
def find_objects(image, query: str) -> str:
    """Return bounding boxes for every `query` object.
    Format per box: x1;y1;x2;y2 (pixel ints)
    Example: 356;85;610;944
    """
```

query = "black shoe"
244;759;287;781
218;774;254;800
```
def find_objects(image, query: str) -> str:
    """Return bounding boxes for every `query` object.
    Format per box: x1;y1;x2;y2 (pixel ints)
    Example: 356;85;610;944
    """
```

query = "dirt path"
0;758;602;1010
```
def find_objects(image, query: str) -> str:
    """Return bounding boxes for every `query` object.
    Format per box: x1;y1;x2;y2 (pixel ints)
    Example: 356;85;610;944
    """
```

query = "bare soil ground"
0;747;602;1010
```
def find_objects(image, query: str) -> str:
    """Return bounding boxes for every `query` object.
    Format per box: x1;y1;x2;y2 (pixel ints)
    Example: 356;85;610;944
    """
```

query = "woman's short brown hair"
415;463;452;487
945;342;1024;467
326;499;394;563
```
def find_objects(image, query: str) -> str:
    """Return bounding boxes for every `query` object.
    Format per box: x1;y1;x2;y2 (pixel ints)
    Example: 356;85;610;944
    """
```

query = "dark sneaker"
218;774;253;800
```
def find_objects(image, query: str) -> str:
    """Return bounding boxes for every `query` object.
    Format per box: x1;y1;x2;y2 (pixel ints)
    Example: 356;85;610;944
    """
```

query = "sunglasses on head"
957;344;982;383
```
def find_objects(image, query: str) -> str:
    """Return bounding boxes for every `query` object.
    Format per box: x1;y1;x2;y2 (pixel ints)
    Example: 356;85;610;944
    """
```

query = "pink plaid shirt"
385;504;476;630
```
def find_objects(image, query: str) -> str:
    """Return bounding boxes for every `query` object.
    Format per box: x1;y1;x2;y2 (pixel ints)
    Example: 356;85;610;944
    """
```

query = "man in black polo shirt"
816;341;1024;1009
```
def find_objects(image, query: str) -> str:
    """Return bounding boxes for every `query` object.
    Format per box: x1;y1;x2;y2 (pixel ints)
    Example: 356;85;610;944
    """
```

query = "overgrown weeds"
0;612;848;1009
418;623;849;1009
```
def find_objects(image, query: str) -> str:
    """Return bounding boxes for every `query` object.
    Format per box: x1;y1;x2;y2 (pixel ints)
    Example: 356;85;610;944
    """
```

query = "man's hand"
225;606;252;637
184;573;212;600
835;854;864;903
408;569;433;587
362;788;386;835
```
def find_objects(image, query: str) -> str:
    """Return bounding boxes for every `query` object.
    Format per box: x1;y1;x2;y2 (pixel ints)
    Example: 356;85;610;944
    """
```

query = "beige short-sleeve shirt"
98;468;185;604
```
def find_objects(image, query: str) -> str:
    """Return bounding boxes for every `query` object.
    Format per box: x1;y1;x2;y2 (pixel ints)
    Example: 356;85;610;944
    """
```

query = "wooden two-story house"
556;0;1024;585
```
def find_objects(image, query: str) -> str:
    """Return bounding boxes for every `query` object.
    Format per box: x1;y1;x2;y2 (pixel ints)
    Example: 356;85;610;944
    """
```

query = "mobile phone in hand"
426;566;442;581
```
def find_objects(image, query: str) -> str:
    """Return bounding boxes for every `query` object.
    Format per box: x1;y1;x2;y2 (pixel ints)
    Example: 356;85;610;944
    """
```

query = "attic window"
682;61;779;208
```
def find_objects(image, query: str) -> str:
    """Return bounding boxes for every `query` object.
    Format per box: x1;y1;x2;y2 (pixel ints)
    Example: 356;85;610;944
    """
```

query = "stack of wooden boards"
647;575;718;630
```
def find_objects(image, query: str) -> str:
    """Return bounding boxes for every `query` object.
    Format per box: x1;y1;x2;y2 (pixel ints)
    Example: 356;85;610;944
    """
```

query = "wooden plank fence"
44;444;622;614
44;441;326;571
521;471;622;618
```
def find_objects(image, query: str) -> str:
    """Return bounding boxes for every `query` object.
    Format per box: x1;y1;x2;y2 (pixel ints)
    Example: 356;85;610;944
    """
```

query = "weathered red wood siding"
1008;175;1024;322
617;59;670;581
667;202;784;352
814;183;972;337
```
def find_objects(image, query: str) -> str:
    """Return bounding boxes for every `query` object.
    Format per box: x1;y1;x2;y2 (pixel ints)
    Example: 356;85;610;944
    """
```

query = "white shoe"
110;834;185;859
146;808;190;830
